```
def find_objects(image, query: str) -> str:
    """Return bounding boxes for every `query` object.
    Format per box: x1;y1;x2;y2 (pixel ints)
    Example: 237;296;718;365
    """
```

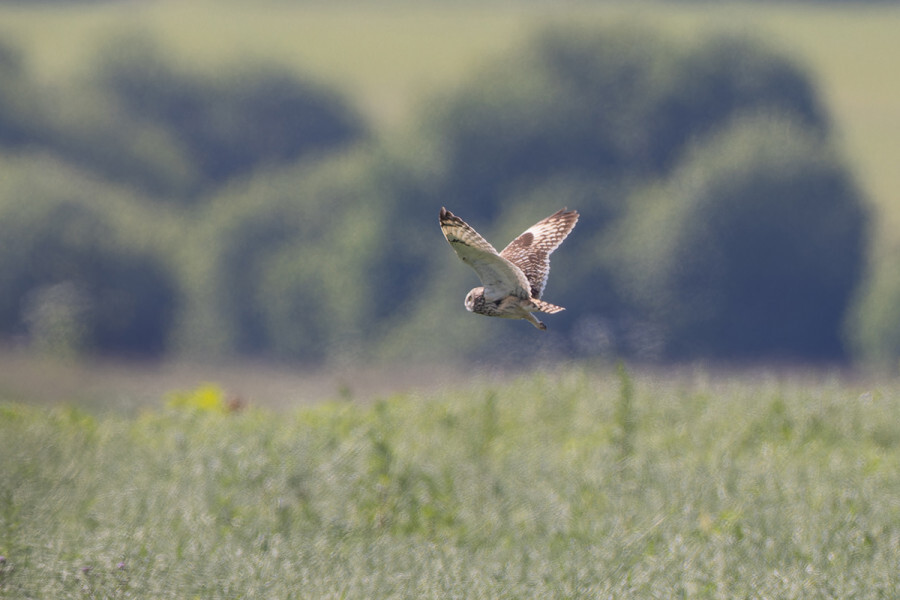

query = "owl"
439;206;579;330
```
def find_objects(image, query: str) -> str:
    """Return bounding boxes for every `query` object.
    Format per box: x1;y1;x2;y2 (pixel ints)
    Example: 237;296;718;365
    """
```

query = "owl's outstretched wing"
500;208;579;299
439;207;531;302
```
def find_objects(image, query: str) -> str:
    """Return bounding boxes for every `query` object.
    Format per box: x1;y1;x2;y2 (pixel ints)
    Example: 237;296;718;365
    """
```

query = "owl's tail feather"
533;299;565;314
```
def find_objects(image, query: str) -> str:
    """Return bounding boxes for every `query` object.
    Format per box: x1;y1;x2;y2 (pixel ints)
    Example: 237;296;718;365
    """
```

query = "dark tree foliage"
202;197;305;355
409;23;864;362
0;23;874;364
0;39;43;147
191;153;387;360
427;25;828;223
0;180;178;356
618;116;867;360
91;33;366;196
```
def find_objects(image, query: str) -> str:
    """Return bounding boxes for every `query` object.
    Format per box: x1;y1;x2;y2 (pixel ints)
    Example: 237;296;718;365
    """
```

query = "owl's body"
439;207;579;330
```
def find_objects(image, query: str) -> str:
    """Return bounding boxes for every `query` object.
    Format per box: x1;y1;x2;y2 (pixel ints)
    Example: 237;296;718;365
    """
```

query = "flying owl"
439;206;579;330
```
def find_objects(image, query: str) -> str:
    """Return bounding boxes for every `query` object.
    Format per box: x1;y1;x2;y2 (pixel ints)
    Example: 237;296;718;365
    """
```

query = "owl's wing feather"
440;207;531;302
500;208;579;299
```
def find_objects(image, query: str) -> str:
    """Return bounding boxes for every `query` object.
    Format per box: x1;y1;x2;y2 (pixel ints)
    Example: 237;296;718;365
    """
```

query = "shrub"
424;24;827;223
0;158;179;356
179;151;389;360
617;116;868;360
0;38;43;147
38;84;200;198
845;250;900;368
92;32;366;195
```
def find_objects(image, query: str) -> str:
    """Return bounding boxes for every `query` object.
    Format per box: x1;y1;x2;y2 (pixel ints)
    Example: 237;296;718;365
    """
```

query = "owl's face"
464;287;484;313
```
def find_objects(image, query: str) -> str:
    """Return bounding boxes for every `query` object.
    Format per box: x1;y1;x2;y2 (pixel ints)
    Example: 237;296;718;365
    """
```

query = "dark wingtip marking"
440;206;465;227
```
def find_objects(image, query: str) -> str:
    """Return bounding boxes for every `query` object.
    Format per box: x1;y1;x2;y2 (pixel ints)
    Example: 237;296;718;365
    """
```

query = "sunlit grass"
2;366;899;597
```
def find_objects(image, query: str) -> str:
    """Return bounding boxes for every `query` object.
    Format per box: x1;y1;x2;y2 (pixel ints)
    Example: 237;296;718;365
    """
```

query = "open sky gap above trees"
0;15;897;368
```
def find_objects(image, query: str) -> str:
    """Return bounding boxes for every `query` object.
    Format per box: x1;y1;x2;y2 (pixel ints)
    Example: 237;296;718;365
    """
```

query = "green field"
3;4;900;596
2;366;899;597
2;1;900;240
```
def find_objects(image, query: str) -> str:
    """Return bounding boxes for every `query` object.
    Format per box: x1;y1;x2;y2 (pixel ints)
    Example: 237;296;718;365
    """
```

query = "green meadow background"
2;2;900;598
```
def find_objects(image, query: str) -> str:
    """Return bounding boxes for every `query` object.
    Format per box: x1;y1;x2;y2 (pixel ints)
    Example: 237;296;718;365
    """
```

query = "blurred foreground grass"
2;366;899;598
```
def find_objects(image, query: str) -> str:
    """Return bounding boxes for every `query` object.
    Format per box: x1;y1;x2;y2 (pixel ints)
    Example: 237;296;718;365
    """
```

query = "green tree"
425;25;827;223
0;159;179;356
399;23;848;361
617;116;867;360
179;151;388;361
92;32;366;196
0;38;43;147
845;250;900;368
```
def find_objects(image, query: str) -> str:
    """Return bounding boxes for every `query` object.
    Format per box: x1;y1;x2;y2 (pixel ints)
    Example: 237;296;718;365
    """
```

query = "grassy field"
2;5;900;596
2;365;899;598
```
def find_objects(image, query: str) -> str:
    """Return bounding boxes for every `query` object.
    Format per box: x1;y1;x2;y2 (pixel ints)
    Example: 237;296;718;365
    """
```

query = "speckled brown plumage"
439;207;579;330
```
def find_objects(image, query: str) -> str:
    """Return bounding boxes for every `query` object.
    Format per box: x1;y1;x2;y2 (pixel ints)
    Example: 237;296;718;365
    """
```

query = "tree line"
1;23;893;366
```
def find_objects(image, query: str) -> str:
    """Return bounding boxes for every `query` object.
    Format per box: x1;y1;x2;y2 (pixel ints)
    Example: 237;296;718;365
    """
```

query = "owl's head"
464;287;484;313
